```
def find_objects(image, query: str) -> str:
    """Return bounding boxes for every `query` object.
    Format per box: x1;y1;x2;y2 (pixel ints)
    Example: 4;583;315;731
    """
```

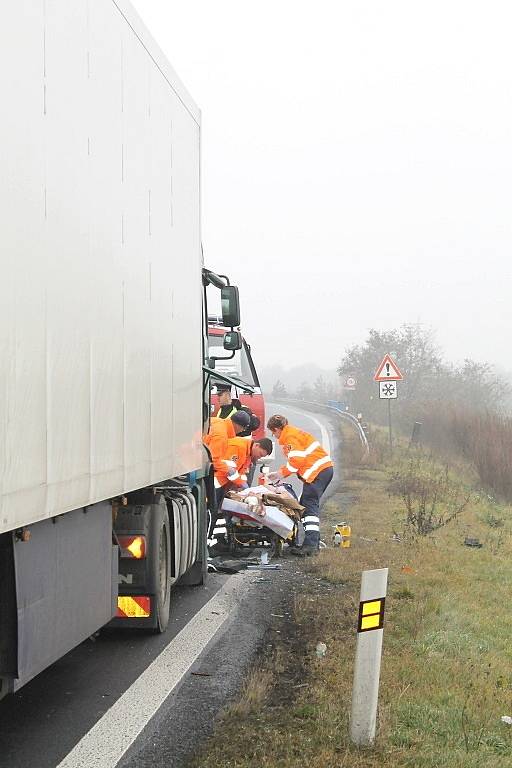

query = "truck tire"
152;498;172;633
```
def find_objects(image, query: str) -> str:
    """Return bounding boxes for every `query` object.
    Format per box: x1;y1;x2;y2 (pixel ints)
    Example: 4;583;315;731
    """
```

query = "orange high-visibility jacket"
278;424;333;483
216;437;253;489
204;417;236;479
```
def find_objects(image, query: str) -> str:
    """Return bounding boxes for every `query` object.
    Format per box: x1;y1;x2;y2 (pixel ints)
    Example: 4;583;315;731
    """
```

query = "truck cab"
208;319;265;439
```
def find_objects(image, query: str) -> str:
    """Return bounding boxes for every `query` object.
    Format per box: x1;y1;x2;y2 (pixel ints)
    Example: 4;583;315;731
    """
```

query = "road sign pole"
374;354;402;455
387;398;393;453
350;568;388;747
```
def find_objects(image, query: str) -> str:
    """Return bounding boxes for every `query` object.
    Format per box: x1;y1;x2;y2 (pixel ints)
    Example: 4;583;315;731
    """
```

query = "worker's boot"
208;542;229;557
290;504;321;556
289;544;318;557
289;534;319;557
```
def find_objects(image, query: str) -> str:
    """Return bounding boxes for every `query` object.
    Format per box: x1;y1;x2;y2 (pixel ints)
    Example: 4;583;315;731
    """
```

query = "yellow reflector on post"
357;597;385;633
362;600;382;617
361;614;381;631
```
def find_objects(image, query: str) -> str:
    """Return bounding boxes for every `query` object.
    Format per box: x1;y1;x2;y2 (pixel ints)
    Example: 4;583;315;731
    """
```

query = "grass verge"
188;427;512;768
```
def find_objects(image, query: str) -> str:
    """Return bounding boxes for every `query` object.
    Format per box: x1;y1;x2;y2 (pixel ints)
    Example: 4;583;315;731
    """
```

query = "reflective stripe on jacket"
216;437;252;488
278;424;333;483
216;404;238;419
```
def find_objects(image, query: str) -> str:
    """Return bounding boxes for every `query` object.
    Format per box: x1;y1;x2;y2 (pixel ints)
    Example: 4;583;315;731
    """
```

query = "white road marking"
266;402;331;455
57;573;252;768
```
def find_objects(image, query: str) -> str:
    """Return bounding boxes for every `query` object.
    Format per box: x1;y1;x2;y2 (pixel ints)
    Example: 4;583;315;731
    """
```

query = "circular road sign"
345;376;357;388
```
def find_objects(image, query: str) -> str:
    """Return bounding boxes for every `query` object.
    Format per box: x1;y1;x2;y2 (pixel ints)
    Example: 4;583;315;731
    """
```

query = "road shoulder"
188;424;512;768
118;564;305;768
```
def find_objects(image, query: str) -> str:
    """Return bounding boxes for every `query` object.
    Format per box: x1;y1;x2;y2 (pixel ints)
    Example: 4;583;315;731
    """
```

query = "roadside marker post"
350;568;388;747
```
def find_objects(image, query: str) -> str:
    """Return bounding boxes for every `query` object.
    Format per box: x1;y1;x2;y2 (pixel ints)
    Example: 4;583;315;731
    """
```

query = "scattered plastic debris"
464;537;482;548
208;557;252;573
315;642;327;658
501;716;512;725
401;565;415;574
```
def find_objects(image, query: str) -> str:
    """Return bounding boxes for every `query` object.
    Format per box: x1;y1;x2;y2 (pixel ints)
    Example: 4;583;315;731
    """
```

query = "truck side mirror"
221;286;240;328
223;331;242;351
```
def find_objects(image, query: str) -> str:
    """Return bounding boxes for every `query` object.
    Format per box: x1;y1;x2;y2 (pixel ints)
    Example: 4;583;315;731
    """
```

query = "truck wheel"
152;500;171;633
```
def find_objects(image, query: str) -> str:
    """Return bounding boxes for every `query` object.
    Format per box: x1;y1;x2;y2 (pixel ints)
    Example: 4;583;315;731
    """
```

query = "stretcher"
221;484;304;556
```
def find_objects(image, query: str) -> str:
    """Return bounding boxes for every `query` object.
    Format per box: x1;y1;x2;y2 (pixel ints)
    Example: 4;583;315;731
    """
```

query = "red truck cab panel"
208;326;265;440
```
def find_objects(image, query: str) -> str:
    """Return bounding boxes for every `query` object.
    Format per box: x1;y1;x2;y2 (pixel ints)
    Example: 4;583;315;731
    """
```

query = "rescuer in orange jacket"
205;411;252;551
204;410;251;482
210;436;273;550
267;414;333;555
216;436;273;489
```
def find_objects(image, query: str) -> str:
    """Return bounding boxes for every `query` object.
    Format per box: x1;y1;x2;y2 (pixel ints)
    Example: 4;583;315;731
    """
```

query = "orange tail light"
118;535;146;559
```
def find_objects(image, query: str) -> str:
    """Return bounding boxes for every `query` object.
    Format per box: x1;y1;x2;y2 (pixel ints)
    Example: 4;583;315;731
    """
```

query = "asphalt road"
0;402;339;768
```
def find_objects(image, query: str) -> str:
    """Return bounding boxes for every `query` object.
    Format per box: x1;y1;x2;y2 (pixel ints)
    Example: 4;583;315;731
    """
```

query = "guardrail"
270;398;370;458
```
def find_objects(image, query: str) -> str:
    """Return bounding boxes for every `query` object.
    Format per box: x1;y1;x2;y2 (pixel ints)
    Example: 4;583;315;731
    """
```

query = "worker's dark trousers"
299;467;334;548
208;487;227;547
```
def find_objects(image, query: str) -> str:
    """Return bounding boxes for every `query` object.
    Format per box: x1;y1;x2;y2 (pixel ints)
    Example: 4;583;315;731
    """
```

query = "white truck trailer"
0;0;242;698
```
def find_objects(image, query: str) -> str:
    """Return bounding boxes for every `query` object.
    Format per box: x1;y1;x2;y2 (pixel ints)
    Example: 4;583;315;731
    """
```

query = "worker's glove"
266;471;281;483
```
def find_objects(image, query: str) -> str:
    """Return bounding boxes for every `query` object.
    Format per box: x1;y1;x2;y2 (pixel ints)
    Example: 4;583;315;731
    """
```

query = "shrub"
420;405;512;502
388;452;472;535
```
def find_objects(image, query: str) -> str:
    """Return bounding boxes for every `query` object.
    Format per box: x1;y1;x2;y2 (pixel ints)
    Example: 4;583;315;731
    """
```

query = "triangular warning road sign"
374;354;404;382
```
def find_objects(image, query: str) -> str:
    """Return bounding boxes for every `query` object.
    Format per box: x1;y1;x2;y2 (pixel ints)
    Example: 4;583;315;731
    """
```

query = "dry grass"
340;422;368;469
420;404;512;501
227;668;275;719
189;430;512;768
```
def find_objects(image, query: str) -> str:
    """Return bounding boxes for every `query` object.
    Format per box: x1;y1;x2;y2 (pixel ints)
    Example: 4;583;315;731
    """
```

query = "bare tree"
271;380;287;399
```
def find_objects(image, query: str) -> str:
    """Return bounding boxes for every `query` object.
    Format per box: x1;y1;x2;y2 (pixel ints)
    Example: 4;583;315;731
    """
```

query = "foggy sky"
133;0;512;372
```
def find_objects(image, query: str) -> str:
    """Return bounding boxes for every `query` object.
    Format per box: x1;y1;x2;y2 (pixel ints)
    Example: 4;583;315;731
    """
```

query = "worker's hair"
249;413;261;432
254;438;273;455
231;410;251;428
266;414;288;431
